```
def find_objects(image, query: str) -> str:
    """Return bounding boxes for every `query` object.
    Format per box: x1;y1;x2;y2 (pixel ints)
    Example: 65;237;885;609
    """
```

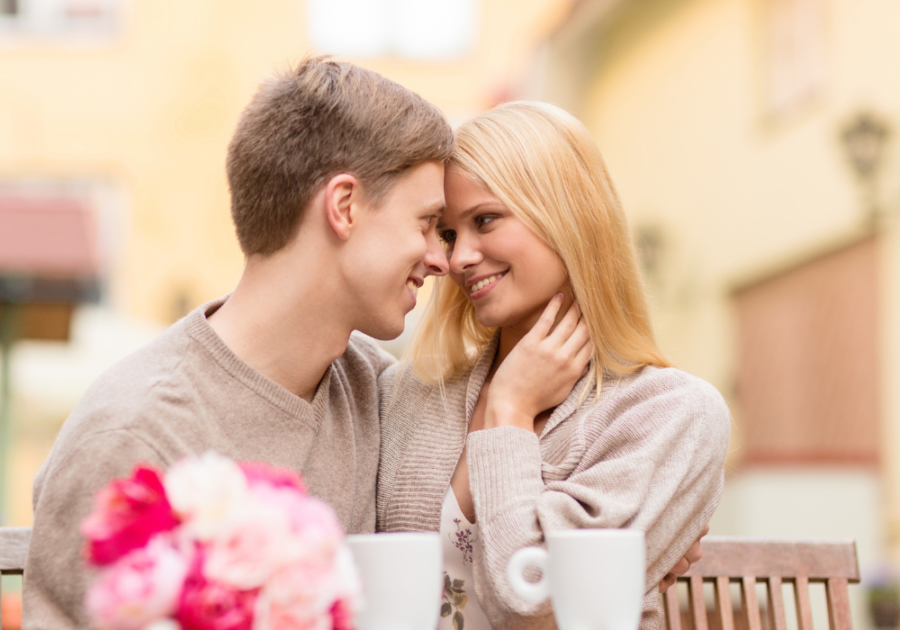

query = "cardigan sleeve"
466;367;731;630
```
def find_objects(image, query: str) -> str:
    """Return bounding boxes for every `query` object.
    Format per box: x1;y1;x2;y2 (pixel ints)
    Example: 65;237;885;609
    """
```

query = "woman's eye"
438;230;457;244
475;215;497;229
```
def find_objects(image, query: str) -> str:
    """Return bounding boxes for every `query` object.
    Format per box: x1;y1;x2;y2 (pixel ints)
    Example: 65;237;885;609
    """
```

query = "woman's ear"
323;173;361;241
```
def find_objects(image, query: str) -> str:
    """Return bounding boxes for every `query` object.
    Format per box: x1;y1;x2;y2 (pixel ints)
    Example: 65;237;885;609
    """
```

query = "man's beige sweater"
377;335;730;630
24;298;394;630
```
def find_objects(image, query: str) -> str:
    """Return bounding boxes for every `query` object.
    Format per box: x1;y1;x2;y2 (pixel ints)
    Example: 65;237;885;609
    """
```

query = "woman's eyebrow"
457;202;501;221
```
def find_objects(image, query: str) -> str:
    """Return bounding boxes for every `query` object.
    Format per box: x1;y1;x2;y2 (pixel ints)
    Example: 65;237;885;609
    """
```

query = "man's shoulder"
47;317;210;466
70;319;193;419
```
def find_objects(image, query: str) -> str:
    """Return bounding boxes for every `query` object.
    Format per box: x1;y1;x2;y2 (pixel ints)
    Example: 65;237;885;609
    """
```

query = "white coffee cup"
346;532;443;630
507;529;646;630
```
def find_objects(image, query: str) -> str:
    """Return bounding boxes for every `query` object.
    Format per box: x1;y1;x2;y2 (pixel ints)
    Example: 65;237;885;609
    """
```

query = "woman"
376;102;730;630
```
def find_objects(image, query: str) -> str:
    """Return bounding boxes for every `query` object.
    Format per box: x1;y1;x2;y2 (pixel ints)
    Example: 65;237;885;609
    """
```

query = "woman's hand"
484;295;592;431
658;524;709;592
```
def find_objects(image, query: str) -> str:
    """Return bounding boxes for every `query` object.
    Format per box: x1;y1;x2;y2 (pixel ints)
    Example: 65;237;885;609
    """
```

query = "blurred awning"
0;195;102;341
0;196;101;304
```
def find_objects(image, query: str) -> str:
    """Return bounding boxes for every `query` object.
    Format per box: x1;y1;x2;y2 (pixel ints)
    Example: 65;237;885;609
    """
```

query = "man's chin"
356;316;406;342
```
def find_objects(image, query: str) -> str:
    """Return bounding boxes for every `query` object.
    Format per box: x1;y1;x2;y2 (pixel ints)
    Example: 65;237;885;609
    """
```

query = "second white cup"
507;529;646;630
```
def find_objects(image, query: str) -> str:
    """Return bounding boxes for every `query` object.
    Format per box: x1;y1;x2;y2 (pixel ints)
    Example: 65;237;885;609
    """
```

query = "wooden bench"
662;537;860;630
0;527;30;630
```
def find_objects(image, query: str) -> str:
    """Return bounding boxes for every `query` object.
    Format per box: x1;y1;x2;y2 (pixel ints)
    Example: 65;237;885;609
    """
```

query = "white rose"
164;451;249;540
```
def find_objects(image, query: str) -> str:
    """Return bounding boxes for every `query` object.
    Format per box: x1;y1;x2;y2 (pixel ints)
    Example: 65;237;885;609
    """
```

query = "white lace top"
439;486;492;630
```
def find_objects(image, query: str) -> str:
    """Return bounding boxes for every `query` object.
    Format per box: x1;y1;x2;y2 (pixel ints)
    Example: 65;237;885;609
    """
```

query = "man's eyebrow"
426;201;445;215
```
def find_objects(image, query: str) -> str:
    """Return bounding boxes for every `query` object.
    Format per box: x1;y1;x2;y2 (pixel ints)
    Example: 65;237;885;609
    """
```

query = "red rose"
80;465;180;566
176;551;258;630
330;598;356;630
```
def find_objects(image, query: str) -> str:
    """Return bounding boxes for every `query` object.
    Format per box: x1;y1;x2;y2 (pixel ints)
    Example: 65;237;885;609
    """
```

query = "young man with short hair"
24;57;452;630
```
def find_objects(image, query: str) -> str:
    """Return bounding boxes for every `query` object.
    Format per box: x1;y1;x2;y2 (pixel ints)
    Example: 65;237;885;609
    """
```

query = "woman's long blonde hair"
405;101;671;394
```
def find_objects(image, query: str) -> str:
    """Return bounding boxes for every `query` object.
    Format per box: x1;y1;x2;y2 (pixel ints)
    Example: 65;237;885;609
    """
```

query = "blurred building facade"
528;0;900;624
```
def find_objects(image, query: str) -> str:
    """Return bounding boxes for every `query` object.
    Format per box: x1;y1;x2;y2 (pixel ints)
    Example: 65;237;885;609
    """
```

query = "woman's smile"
467;271;508;299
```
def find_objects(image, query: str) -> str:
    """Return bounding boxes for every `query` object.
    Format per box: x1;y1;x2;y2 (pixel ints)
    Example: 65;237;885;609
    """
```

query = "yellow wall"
538;0;900;562
0;0;567;324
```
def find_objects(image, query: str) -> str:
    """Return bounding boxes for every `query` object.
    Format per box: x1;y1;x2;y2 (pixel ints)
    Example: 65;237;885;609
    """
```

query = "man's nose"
423;230;449;277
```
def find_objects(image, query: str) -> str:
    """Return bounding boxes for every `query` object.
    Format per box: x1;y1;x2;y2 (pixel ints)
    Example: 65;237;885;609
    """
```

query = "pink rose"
81;465;180;566
85;535;189;630
239;462;306;494
252;561;336;630
177;551;258;630
252;545;359;630
203;495;293;590
282;495;344;553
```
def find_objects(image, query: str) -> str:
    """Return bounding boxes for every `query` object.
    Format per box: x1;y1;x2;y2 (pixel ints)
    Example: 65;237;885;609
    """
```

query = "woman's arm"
466;369;730;630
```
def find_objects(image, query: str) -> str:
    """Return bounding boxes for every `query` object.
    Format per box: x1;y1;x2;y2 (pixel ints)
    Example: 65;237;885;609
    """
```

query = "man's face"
342;161;448;340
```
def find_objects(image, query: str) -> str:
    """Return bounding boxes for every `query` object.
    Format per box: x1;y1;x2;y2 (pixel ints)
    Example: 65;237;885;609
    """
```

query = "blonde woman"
376;102;730;630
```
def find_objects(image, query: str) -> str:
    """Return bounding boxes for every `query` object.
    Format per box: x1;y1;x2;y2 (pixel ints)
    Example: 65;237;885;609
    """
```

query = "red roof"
0;196;100;277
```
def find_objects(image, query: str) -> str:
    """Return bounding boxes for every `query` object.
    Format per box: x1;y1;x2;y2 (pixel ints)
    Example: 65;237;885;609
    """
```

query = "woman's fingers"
547;301;581;344
561;317;590;354
528;294;564;340
573;337;593;372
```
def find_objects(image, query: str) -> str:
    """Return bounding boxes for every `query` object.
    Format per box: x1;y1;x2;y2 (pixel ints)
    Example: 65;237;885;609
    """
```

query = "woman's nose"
448;235;481;275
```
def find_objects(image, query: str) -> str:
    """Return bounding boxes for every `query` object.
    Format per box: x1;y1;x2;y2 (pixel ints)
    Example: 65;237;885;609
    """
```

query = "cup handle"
506;546;550;604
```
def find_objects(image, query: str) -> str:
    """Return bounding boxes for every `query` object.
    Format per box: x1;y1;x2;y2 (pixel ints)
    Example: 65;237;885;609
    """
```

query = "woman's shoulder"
591;365;731;430
377;361;470;418
377;361;433;405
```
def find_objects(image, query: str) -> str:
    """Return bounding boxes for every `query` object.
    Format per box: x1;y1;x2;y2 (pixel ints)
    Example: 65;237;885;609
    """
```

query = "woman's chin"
472;307;504;329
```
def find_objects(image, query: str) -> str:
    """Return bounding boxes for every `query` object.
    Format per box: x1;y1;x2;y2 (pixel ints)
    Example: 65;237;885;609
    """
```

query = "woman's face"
438;169;568;331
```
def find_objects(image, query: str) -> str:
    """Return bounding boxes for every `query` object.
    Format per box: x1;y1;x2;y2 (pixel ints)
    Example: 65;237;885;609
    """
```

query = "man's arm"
24;429;166;630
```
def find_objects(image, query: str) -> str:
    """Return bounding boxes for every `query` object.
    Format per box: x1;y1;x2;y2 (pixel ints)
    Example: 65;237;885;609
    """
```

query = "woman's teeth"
470;273;505;293
406;280;418;297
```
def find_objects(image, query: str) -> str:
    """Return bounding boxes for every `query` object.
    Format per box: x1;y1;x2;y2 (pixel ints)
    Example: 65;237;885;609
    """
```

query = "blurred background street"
1;0;899;628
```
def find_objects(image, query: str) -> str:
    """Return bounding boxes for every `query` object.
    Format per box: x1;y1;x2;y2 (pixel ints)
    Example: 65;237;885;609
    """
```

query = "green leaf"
453;610;465;630
453;579;464;589
441;603;452;617
454;594;468;609
444;574;452;589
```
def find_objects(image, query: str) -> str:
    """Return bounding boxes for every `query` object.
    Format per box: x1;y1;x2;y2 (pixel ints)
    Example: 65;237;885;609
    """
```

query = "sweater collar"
463;331;500;427
184;297;330;427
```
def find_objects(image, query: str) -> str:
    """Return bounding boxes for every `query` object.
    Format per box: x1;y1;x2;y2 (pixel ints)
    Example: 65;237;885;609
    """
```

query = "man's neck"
208;253;352;403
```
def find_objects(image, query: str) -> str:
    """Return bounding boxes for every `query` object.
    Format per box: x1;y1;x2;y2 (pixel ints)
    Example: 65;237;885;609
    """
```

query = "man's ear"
323;173;362;241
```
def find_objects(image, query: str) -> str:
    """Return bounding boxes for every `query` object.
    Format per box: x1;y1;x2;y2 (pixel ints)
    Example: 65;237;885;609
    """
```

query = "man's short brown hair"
226;57;454;255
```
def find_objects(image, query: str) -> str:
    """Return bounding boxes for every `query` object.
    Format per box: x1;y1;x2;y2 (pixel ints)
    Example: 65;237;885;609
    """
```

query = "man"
24;57;452;630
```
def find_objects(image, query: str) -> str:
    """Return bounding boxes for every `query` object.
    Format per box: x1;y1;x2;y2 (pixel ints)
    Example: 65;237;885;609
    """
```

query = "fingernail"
555;293;563;301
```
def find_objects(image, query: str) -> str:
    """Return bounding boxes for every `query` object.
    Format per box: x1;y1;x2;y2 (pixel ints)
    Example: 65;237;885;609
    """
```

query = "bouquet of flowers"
80;451;360;630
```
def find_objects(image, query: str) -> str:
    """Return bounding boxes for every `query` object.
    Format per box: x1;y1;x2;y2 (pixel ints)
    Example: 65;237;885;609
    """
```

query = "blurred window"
0;0;118;37
0;0;18;16
308;0;475;59
762;0;826;115
733;237;878;466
